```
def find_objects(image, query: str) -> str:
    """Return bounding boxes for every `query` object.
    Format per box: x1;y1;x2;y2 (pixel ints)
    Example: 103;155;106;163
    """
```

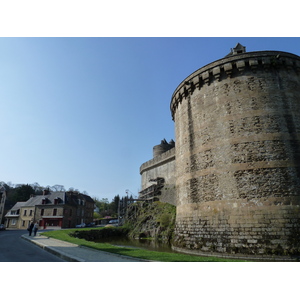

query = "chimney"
43;189;49;195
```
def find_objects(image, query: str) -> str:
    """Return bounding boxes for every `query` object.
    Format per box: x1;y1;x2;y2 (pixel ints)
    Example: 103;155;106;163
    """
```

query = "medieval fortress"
140;44;300;258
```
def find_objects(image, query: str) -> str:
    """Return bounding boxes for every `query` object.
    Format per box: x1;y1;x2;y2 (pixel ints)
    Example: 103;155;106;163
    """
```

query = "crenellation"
171;51;300;118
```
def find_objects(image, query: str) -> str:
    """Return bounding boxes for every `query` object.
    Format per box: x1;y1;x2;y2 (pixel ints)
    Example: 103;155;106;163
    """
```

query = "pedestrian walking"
28;222;34;236
33;222;39;236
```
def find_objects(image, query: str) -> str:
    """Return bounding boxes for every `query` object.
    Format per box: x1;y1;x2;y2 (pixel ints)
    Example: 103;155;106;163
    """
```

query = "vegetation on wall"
69;200;176;246
124;200;176;244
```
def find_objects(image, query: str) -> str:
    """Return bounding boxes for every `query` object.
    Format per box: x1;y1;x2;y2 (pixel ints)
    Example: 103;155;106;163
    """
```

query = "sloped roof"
66;192;95;204
9;202;26;211
25;191;66;206
6;191;94;215
5;201;26;216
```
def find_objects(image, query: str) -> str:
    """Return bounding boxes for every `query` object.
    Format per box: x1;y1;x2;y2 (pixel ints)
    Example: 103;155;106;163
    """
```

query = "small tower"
226;43;246;56
153;139;175;158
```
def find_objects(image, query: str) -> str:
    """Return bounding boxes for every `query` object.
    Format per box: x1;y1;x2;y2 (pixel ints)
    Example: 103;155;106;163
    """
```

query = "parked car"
85;222;95;227
108;219;119;225
75;223;86;228
0;224;5;231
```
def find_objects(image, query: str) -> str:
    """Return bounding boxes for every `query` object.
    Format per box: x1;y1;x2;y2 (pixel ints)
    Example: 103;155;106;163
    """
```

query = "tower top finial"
226;43;246;57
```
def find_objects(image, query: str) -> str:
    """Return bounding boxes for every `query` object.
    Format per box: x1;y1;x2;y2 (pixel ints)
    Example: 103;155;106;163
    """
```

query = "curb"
22;235;85;262
78;245;151;262
22;235;151;262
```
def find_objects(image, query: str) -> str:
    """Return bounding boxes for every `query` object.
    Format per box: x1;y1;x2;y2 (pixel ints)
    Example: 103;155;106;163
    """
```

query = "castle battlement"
140;147;175;175
171;50;300;120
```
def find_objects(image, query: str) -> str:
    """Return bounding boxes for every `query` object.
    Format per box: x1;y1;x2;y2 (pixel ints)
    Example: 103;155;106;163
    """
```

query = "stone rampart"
140;147;175;175
171;49;300;258
140;147;176;206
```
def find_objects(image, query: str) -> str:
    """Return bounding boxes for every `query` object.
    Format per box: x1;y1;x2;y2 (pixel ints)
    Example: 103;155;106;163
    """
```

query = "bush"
69;227;130;241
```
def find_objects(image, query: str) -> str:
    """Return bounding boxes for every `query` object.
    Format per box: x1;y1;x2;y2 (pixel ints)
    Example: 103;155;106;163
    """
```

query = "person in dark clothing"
28;222;34;236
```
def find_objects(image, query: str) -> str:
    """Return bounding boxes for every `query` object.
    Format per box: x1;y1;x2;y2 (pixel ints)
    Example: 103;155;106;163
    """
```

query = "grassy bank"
41;228;248;262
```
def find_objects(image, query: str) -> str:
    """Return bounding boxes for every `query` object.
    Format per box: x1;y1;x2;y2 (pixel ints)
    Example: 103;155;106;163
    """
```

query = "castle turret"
153;139;175;158
171;45;300;258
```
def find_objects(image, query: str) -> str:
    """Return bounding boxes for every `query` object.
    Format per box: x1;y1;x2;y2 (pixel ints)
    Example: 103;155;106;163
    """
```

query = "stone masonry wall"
140;148;176;206
171;50;300;258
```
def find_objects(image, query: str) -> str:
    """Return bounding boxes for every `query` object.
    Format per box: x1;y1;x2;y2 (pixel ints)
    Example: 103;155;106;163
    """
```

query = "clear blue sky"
1;37;300;200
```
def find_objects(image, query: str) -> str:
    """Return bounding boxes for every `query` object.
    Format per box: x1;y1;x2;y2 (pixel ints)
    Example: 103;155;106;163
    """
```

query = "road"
0;229;65;262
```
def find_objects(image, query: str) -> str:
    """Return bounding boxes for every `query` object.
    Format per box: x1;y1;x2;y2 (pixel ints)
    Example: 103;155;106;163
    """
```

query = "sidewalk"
22;234;148;262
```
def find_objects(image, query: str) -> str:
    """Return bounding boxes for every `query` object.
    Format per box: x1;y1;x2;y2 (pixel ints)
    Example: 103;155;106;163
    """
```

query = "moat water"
94;236;175;253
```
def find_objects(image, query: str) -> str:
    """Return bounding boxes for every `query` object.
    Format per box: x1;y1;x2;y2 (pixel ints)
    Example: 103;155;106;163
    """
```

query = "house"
4;202;24;228
4;190;95;229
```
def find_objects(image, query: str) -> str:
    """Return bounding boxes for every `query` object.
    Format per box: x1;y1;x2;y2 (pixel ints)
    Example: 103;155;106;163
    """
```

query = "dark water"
95;236;176;253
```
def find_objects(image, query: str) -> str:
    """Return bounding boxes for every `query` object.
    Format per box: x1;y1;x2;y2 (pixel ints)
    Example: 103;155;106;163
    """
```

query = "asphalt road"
0;229;65;262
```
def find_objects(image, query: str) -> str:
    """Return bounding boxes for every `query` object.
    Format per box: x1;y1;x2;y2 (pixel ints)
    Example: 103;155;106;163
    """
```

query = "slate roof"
25;191;66;206
6;191;95;217
9;202;26;211
5;201;26;217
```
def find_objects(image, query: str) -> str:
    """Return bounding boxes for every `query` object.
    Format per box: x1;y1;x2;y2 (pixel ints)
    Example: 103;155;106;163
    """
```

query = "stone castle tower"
170;44;300;257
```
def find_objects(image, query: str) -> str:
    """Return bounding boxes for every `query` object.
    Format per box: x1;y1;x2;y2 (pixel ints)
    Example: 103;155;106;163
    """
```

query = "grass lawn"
41;228;248;262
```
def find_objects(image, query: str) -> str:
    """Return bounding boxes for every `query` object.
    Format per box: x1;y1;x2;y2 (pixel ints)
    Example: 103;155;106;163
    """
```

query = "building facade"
5;190;95;229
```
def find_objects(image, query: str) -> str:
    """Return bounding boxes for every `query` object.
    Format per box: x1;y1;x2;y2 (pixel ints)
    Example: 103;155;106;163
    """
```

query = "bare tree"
51;184;66;192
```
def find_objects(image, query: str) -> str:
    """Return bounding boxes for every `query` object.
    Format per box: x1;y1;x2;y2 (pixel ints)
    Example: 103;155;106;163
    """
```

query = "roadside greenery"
41;228;248;262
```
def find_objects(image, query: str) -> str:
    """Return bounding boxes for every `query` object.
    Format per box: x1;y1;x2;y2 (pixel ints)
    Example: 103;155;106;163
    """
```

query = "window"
29;210;33;216
41;209;44;216
23;210;27;216
53;208;57;216
22;221;25;226
12;219;16;225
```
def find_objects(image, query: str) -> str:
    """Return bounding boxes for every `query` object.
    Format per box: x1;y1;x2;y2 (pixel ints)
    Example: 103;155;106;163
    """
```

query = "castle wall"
171;50;300;257
140;147;176;206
